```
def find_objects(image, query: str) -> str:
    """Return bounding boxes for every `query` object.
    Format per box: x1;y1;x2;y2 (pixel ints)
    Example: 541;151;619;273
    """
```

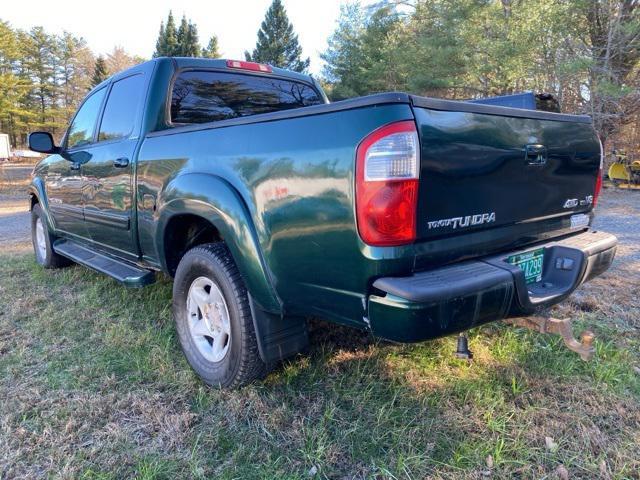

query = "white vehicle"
0;133;10;161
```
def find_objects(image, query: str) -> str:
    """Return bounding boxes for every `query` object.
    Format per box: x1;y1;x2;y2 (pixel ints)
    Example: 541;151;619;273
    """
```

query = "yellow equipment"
608;161;631;182
607;149;640;188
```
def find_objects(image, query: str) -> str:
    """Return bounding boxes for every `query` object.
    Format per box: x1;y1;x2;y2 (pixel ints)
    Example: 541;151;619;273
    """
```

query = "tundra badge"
427;212;496;230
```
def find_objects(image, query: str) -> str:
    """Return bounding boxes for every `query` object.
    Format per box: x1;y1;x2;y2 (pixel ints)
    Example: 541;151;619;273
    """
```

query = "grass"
1;252;639;479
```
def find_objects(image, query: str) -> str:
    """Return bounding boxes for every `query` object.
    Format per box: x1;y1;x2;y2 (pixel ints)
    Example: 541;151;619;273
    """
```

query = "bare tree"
580;0;640;145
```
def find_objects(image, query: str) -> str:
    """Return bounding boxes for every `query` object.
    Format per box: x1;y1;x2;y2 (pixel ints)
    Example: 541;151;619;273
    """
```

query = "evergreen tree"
153;21;166;58
91;55;108;87
21;26;59;128
183;20;200;57
176;15;189;55
244;0;310;72
58;33;94;122
154;11;178;57
155;12;200;57
0;20;32;146
202;35;220;58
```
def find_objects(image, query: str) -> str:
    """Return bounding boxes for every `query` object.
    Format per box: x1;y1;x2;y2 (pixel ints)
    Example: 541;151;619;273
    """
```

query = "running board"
53;239;155;288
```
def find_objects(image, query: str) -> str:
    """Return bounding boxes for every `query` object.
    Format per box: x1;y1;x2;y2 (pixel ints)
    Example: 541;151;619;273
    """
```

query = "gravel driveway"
0;194;30;252
592;188;640;262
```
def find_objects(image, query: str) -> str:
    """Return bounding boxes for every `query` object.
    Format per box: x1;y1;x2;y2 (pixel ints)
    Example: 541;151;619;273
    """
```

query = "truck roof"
93;57;316;91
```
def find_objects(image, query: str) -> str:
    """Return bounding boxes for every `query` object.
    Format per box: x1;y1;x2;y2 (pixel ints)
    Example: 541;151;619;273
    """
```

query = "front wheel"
31;204;71;269
172;243;266;388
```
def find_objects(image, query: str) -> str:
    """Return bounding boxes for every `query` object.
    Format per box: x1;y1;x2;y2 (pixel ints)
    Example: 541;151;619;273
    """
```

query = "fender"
156;172;282;314
27;177;55;232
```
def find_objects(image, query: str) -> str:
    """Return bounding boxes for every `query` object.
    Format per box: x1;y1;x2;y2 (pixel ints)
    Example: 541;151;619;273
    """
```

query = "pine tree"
202;35;220;58
183;21;200;57
155;12;200;57
0;20;32;146
21;26;59;129
176;15;189;55
91;56;108;87
244;0;310;72
59;33;94;122
154;11;179;57
153;21;166;58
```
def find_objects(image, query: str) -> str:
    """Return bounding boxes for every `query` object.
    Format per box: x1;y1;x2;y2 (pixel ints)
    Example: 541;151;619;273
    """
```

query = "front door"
46;87;107;238
81;73;146;258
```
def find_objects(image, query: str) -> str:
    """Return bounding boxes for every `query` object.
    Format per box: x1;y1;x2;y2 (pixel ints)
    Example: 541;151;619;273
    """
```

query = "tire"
172;242;266;388
31;203;71;269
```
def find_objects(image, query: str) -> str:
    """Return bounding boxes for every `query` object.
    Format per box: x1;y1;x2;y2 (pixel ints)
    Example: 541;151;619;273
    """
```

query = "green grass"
1;253;639;479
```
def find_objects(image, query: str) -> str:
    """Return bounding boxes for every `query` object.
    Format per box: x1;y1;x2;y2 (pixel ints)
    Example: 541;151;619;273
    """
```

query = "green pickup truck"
28;57;617;388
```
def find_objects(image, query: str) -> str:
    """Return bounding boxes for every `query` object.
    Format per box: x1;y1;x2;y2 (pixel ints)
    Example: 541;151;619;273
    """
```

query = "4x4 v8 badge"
563;195;593;208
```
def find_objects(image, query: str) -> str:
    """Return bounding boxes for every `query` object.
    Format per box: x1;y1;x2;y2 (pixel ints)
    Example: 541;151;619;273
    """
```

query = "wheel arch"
27;178;54;231
156;173;282;314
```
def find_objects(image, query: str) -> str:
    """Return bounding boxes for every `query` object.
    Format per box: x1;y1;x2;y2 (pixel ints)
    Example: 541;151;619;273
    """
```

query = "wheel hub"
186;276;231;363
35;218;47;260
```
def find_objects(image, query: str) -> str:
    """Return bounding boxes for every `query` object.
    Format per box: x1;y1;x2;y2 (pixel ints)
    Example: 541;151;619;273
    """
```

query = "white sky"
3;0;366;75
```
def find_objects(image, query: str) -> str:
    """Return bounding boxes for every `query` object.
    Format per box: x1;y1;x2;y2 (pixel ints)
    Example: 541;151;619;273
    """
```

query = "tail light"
594;137;604;207
226;60;272;73
355;120;420;246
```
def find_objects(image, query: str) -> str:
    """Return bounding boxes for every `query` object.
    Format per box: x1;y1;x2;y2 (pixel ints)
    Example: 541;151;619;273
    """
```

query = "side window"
98;75;145;142
66;88;106;149
170;71;323;124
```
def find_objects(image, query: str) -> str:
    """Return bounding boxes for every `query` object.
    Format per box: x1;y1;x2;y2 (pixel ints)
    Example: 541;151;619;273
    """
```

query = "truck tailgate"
411;96;601;249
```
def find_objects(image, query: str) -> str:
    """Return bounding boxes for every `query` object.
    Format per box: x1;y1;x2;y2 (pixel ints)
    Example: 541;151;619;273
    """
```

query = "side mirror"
29;132;59;154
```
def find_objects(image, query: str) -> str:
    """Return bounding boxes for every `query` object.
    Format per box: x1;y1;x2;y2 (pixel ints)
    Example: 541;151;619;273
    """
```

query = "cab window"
98;75;145;142
66;88;106;149
170;71;323;124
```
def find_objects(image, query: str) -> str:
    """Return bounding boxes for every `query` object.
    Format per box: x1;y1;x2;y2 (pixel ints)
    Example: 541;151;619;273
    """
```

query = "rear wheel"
172;243;266;388
31;204;71;269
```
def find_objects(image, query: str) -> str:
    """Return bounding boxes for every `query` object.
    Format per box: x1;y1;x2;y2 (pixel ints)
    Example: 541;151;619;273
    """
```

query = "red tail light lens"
226;60;272;73
594;137;604;207
355;121;420;246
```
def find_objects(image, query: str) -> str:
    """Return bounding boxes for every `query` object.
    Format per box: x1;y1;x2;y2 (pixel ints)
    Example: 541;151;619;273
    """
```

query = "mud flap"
249;296;309;363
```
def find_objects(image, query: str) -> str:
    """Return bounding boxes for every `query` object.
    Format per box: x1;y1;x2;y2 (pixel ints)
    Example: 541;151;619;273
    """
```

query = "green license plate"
507;248;544;284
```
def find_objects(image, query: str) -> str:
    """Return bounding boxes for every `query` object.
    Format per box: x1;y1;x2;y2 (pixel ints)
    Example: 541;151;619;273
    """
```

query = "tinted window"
171;71;323;124
66;88;106;149
99;75;145;141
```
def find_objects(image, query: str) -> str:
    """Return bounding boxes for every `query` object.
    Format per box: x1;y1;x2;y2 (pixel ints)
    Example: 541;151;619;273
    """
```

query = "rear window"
170;70;323;124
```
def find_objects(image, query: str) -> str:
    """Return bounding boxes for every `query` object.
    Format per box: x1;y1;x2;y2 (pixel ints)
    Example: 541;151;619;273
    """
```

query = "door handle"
113;157;129;168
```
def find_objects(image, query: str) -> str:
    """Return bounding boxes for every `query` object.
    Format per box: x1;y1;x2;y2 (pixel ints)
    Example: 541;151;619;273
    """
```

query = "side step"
53;239;155;288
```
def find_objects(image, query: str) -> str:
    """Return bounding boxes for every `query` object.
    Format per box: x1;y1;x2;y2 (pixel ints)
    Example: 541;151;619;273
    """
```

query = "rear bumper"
367;230;617;343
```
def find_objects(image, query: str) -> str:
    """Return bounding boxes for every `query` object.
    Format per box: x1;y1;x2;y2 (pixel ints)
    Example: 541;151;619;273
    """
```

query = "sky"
3;0;364;75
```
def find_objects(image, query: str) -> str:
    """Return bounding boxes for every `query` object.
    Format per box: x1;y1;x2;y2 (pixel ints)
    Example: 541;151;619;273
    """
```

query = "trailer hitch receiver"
507;316;595;361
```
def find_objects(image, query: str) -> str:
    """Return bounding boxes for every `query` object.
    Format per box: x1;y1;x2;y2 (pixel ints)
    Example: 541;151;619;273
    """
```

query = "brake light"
226;60;272;73
594;137;604;207
355;120;420;246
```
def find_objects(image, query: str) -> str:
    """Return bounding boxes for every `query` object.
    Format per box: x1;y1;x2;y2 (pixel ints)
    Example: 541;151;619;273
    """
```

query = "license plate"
507;248;544;284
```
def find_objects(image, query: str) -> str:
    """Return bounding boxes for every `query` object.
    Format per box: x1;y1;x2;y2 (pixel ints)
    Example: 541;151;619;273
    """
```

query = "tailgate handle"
524;144;547;166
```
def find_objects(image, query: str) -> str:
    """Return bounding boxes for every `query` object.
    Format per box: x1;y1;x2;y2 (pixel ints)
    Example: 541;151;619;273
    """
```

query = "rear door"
81;73;146;258
411;99;601;246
